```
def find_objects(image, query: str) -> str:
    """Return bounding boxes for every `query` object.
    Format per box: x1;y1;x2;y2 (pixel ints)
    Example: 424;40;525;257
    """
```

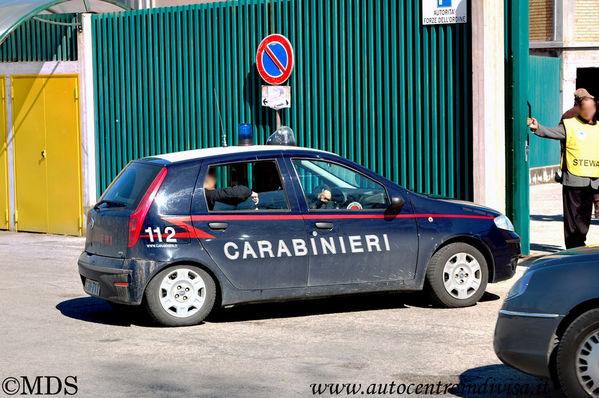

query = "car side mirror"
389;196;405;211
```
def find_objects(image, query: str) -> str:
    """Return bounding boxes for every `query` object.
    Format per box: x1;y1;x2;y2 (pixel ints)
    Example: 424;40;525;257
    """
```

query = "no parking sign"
256;34;294;85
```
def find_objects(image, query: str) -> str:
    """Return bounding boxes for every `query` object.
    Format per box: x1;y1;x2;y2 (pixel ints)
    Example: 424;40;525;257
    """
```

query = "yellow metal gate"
12;75;82;236
0;76;8;230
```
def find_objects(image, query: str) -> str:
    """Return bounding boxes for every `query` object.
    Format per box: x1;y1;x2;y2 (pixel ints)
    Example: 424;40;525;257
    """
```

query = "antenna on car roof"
213;88;227;147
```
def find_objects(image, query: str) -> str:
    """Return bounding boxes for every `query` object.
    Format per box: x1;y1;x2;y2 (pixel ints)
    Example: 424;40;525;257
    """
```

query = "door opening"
576;68;599;100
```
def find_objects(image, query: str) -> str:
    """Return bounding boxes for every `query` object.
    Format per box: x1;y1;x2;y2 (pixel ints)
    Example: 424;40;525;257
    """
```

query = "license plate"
84;279;101;296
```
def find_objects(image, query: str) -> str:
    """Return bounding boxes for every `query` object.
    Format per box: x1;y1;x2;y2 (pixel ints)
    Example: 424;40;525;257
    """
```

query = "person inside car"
204;169;259;210
308;184;335;209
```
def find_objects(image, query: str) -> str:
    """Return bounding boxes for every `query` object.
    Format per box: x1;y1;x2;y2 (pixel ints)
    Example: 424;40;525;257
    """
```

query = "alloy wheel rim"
576;328;599;397
159;268;206;318
442;253;482;300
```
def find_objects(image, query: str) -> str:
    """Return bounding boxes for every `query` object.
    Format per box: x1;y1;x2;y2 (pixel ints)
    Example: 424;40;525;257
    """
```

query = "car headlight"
506;270;535;300
494;214;515;232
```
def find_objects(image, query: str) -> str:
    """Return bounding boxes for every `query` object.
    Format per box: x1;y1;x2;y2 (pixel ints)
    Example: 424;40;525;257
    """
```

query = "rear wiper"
93;199;126;209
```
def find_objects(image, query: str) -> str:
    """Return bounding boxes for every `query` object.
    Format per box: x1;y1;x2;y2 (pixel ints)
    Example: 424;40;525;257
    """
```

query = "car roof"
145;145;330;164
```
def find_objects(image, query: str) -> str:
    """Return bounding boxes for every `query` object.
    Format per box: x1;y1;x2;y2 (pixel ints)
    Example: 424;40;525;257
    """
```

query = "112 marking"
144;227;177;243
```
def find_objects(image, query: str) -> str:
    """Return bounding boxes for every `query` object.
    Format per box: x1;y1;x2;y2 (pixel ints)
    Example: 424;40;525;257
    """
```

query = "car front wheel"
425;242;488;308
557;308;599;398
144;265;216;327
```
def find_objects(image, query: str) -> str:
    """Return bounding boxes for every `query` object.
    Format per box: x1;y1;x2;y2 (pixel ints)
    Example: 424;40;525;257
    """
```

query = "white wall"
471;0;506;213
80;14;97;220
561;49;599;113
558;0;599;114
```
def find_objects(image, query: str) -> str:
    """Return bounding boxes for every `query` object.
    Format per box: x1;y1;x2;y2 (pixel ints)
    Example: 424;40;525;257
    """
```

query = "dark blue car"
79;143;520;326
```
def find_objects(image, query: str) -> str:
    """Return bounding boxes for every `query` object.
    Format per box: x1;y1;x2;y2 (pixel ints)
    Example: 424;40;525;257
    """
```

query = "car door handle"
315;222;334;230
208;222;228;230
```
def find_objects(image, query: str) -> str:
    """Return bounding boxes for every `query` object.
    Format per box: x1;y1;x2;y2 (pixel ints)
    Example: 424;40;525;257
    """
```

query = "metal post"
269;0;274;35
505;0;530;255
275;109;281;129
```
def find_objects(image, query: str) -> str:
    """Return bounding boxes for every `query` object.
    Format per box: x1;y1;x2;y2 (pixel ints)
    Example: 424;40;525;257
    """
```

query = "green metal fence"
528;55;561;168
92;0;472;198
0;14;78;62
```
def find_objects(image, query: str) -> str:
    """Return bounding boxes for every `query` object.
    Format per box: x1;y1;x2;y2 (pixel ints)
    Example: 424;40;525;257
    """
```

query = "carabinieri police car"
79;129;520;326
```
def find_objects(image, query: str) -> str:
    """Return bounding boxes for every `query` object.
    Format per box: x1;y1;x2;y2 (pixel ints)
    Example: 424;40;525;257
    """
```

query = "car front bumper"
488;230;521;283
494;309;563;379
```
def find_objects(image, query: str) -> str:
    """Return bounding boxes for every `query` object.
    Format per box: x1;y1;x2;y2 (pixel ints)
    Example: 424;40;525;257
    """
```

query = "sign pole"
275;110;281;129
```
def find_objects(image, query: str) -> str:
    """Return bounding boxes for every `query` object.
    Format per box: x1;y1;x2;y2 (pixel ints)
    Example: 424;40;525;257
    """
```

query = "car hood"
528;245;599;271
419;194;501;218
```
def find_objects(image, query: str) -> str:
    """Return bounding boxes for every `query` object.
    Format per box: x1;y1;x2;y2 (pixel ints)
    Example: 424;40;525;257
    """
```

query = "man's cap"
574;88;594;100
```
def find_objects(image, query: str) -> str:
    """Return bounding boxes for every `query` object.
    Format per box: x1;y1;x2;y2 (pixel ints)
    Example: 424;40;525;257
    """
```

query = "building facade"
530;0;599;128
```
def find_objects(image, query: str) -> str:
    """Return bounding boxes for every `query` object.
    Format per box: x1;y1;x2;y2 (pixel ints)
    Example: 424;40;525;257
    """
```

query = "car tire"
557;309;599;398
425;242;488;308
144;265;216;327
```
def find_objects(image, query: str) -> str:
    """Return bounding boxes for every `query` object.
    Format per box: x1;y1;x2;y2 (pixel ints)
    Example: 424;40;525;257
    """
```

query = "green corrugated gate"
92;0;472;198
528;55;561;168
0;14;78;62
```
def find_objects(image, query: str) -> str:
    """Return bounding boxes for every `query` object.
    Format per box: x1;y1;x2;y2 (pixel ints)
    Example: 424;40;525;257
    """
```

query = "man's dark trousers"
563;185;595;249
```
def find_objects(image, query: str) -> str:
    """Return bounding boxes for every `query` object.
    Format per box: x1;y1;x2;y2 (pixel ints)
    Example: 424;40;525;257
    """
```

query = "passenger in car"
204;169;259;210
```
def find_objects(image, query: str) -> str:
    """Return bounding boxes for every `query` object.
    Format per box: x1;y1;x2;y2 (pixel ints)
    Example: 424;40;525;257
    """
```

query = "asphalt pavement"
0;184;573;397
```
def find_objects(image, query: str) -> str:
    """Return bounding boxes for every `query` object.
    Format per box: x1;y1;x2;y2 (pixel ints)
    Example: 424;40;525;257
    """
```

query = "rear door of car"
191;153;309;290
286;155;419;285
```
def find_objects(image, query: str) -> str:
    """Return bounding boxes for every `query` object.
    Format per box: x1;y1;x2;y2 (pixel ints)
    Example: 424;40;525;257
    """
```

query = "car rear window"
99;162;161;210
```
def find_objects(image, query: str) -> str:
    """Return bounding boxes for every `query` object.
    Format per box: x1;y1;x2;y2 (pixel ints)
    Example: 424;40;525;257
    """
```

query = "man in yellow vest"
528;95;598;249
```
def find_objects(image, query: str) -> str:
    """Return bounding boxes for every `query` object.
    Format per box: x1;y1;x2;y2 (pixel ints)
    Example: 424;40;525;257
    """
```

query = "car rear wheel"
144;265;216;327
425;242;488;308
557;309;599;398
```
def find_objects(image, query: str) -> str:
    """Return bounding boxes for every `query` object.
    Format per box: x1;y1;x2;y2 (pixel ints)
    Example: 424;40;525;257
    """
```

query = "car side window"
204;160;289;211
292;159;389;210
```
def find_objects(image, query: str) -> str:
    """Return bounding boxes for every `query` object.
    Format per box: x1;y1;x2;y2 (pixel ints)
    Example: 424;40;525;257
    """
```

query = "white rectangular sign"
261;85;291;110
422;0;467;25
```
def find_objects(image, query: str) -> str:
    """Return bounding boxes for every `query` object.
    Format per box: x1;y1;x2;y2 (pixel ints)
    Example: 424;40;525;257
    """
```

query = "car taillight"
128;167;168;248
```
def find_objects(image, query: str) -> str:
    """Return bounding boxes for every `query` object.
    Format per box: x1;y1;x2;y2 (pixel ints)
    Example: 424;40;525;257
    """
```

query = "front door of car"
288;157;418;286
192;156;309;290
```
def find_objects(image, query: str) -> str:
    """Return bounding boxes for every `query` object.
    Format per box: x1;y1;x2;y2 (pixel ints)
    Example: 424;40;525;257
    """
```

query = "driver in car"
308;184;335;209
204;169;259;210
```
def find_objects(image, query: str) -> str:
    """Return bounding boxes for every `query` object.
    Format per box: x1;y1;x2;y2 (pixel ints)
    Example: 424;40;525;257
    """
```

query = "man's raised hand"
527;117;539;131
